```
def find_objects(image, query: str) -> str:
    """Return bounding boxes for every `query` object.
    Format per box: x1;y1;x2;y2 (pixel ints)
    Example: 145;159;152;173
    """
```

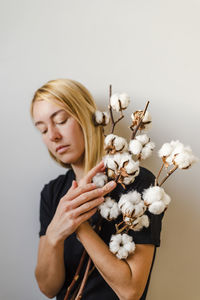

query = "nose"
48;125;62;142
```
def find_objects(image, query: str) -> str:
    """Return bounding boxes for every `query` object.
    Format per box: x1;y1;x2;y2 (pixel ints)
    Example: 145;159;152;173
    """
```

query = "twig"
115;223;129;234
64;250;87;300
108;84;125;134
155;162;165;186
131;101;150;140
75;258;92;300
159;165;178;187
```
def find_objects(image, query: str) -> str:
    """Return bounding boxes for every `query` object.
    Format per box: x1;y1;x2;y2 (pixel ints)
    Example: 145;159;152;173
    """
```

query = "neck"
71;163;85;183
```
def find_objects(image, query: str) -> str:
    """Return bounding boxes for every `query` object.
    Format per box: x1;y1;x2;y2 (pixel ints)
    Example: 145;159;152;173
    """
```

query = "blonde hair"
30;79;105;174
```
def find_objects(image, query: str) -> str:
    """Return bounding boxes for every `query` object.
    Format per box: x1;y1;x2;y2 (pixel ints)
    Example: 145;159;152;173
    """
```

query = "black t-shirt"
39;167;164;300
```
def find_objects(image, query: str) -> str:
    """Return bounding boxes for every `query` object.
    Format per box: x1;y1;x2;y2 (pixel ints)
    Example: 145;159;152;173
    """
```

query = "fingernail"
108;181;116;187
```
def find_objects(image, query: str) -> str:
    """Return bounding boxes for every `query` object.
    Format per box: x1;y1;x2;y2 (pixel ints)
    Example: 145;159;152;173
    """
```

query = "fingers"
74;196;104;217
71;180;117;209
63;183;97;202
76;207;98;226
83;161;105;184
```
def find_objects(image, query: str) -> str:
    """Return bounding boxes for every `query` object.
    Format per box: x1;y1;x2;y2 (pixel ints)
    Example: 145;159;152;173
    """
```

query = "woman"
30;79;163;300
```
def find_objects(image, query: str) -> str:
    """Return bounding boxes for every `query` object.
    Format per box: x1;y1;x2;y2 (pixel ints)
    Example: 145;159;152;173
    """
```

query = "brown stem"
64;250;87;300
155;162;165;186
116;223;129;234
159;165;178;187
109;84;115;131
131;101;150;140
75;258;92;300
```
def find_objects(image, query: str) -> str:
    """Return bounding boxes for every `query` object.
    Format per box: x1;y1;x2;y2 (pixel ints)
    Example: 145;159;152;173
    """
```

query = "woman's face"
32;100;85;166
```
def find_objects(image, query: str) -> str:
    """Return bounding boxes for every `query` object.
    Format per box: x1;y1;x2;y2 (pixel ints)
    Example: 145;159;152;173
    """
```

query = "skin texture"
33;100;155;300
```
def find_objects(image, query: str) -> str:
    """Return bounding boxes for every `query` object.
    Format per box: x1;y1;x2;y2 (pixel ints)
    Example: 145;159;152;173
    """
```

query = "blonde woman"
31;79;164;300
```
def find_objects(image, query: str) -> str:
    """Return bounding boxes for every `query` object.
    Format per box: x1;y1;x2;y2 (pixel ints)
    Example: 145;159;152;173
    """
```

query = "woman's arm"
35;236;65;298
76;222;155;300
35;163;117;298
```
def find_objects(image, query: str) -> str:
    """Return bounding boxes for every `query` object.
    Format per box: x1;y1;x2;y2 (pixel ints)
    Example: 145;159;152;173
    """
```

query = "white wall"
0;0;199;299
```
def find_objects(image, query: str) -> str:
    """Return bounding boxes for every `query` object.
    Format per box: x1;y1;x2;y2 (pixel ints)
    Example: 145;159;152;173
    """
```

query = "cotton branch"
158;165;178;187
108;84;125;134
130;100;150;140
154;162;165;186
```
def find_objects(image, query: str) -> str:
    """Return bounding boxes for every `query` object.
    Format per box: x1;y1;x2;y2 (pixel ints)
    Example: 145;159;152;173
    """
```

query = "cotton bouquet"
92;85;198;260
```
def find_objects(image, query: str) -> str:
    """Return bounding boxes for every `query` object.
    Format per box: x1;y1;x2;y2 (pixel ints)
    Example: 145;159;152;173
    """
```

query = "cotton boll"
116;247;129;259
149;201;166;214
94;111;104;124
114;136;128;152
136;134;149;146
124;242;136;253
119;93;130;109
124;159;140;175
119;201;135;215
141;215;150;228
174;151;197;169
158;143;173;158
92;172;108;187
121;233;133;244
109;202;121;219
99;197;120;220
109;233;135;259
110;94;121;112
99;204;110;219
141;146;153;160
118;190;144;217
134;201;146;217
129;139;143;155
109;234;121;253
103;111;110;125
103;155;117;171
143;111;152;123
162;193;171;206
123;175;136;185
104;134;117;146
143;186;164;205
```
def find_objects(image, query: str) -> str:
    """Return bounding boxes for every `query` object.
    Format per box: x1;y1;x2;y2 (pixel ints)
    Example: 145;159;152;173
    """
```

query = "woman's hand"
46;161;116;246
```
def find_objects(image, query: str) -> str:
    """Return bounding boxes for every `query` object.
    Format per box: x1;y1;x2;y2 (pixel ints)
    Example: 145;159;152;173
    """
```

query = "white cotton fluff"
109;233;135;259
103;155;117;171
124;159;140;176
131;110;152;130
127;215;150;231
136;134;149;146
129;139;142;155
103;111;110;125
174;150;198;169
92;172;108;188
140;142;155;160
143;186;164;205
118;191;146;217
104;134;128;152
148;201;166;215
94;111;103;124
99;197;120;220
158;143;173;158
94;111;110;125
110;93;130;112
123;175;136;185
143;186;171;215
158;140;198;169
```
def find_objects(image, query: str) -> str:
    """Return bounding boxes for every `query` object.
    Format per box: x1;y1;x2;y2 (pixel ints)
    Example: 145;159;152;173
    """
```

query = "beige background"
0;0;199;299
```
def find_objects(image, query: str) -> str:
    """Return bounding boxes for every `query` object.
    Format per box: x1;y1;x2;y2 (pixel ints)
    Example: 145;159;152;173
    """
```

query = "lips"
56;145;70;152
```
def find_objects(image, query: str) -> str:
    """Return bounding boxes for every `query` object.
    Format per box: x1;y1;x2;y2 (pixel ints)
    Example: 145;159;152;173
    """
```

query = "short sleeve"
39;184;53;237
126;167;164;247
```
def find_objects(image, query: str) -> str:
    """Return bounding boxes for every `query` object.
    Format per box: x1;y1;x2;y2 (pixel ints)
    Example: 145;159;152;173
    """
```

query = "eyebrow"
34;109;66;126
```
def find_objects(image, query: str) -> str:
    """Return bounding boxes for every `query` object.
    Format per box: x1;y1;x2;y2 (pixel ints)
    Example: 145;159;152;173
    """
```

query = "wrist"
46;227;65;248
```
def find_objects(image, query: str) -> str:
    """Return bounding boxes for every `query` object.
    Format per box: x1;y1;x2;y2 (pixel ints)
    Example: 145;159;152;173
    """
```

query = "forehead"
33;100;67;121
